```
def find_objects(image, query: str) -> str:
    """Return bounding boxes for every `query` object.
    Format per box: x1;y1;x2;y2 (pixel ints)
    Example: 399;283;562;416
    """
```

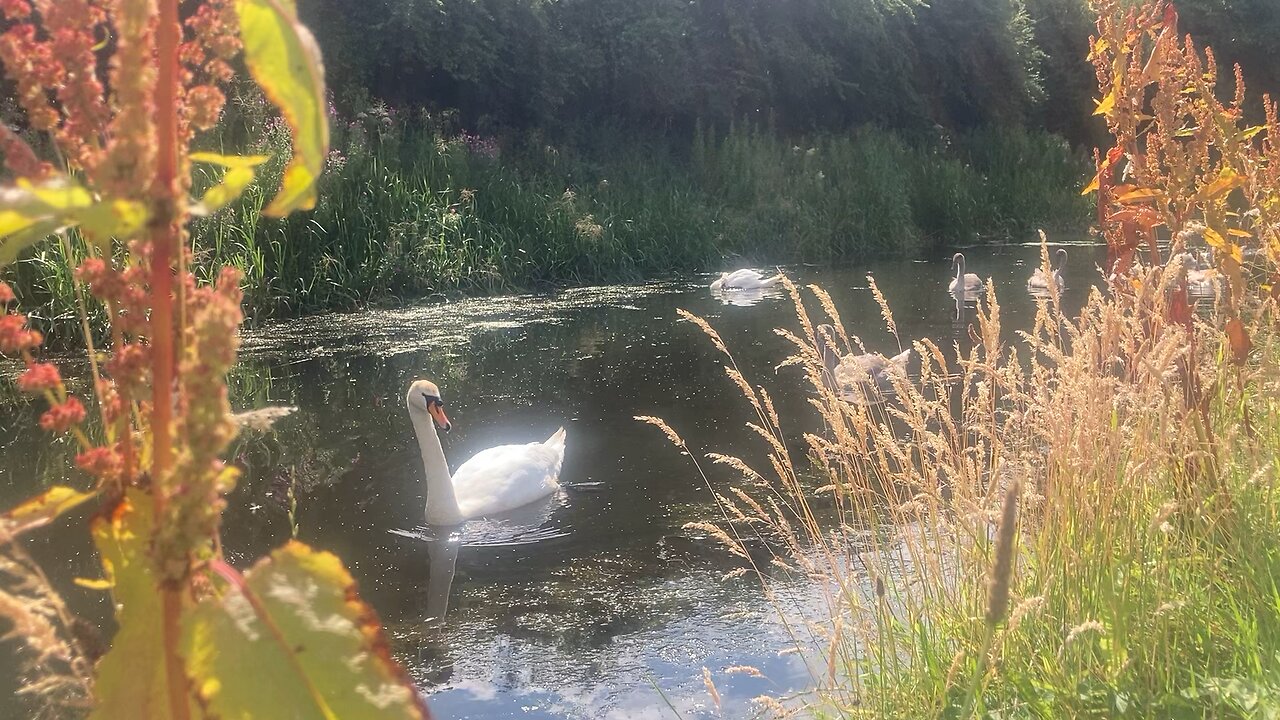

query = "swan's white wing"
725;269;763;285
451;441;564;519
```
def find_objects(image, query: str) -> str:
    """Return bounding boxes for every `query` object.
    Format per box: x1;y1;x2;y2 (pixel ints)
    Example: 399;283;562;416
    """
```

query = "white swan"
814;324;911;401
710;269;783;292
1027;248;1068;292
1178;251;1218;296
949;253;983;294
406;379;566;525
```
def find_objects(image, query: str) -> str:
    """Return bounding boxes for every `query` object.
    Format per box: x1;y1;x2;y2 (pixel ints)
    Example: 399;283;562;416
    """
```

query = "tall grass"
7;89;1091;342
666;267;1279;716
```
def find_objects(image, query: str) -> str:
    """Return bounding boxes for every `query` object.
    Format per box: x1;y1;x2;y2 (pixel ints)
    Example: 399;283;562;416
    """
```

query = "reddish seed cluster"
0;313;41;354
180;0;240;137
76;251;152;337
76;445;123;483
105;342;150;396
16;362;61;392
39;396;85;434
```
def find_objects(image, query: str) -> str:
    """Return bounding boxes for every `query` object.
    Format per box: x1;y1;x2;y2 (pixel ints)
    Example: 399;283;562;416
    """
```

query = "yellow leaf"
190;152;270;169
1116;188;1162;204
1227;228;1253;238
89;491;196;720
236;0;329;217
78;199;148;244
1241;125;1266;141
1081;175;1100;196
1198;168;1245;201
74;577;113;590
1203;228;1244;263
1088;37;1110;61
0;177;149;266
194;166;257;215
184;541;429;719
1094;90;1117;116
1;486;97;536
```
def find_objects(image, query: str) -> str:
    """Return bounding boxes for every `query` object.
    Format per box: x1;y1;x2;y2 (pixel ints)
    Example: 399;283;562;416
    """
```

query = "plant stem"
153;0;187;717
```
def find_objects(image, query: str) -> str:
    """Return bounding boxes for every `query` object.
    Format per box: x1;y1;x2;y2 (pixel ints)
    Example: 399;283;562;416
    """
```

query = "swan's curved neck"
954;256;965;279
409;409;463;525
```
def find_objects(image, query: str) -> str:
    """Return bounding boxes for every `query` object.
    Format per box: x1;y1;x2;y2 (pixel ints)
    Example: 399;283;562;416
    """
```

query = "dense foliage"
302;0;1279;141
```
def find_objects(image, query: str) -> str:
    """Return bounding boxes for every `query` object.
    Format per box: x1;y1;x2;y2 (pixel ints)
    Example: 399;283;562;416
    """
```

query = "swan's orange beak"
428;401;451;432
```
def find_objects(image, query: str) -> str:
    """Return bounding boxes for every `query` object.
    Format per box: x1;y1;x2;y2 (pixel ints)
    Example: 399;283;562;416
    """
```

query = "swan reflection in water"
392;491;572;624
712;285;787;307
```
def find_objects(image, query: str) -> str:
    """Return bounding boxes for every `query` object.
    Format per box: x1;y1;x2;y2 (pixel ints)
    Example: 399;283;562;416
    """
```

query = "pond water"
0;242;1109;719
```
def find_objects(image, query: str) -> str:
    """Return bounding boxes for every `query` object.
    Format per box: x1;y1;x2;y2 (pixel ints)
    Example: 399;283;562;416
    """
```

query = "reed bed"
656;267;1279;716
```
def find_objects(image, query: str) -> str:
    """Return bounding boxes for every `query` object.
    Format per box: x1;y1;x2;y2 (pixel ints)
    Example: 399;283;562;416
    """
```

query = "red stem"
153;0;187;717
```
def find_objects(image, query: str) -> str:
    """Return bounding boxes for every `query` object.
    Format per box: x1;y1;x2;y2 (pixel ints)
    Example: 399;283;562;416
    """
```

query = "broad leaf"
0;178;147;265
89;491;193;720
1198;168;1246;202
1226;318;1252;365
194;167;258;215
1116;188;1161;204
184;541;429;719
0;486;97;537
190;152;271;168
1094;90;1116;117
236;0;329;217
191;153;270;214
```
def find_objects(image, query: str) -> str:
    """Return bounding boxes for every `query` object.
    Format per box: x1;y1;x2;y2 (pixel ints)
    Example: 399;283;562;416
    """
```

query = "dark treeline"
302;0;1279;144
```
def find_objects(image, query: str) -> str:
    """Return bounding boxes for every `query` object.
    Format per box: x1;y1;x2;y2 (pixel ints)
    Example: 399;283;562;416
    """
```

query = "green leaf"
0;178;147;265
89;491;192;720
236;0;329;217
0;486;97;537
184;542;429;719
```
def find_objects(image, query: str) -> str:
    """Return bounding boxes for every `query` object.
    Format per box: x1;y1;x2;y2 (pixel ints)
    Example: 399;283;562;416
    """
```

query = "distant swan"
814;324;911;401
1179;252;1217;296
711;269;783;292
1027;248;1068;292
949;253;983;294
406;379;566;525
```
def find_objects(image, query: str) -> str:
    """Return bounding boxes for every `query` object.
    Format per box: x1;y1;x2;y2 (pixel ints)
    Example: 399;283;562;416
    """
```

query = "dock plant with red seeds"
0;1;430;717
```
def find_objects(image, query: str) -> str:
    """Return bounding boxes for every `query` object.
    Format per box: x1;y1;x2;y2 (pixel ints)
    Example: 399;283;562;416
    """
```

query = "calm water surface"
0;243;1106;718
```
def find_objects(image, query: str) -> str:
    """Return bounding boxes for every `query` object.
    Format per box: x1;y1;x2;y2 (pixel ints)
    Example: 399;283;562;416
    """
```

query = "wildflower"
326;149;346;171
0;282;13;304
16;363;60;392
39;397;85;433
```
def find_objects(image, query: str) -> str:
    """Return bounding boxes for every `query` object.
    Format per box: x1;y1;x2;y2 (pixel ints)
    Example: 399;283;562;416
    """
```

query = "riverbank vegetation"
15;98;1089;341
670;1;1280;715
6;0;1278;340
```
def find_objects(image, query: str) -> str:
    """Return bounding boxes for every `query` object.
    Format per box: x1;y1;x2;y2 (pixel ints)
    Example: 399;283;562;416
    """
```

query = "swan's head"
1054;248;1068;269
406;379;451;432
710;273;728;292
952;252;965;267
